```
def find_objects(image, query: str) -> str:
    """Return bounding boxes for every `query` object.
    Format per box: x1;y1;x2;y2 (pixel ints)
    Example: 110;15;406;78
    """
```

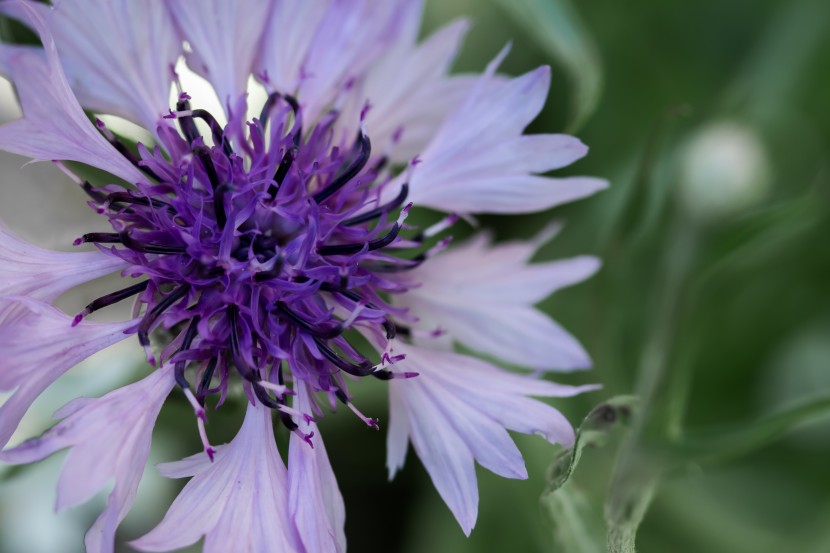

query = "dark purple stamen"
137;285;190;360
276;302;344;340
313;131;372;203
194;147;227;228
175;97;201;144
119;231;187;254
342;182;409;226
95;119;161;181
190;109;233;157
268;146;298;198
73;280;149;326
174;317;202;391
317;220;402;256
197;357;219;399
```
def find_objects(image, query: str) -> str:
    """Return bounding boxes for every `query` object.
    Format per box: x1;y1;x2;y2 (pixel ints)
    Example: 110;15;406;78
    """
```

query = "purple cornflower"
0;0;607;551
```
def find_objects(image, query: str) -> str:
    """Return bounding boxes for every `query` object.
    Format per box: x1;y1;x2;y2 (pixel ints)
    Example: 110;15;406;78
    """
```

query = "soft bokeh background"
2;0;830;551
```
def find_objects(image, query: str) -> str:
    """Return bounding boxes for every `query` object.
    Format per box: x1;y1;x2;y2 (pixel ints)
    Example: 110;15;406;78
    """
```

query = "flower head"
0;0;606;551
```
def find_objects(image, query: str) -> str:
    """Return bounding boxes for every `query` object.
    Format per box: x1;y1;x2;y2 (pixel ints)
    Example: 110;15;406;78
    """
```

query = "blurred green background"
2;0;830;552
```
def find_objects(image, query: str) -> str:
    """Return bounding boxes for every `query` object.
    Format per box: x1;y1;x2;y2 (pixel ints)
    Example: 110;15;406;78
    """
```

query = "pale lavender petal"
156;447;225;479
399;232;600;371
0;1;143;182
389;55;608;214
255;0;331;94
387;342;595;533
288;382;346;553
0;365;174;553
392;373;479;535
386;384;410;479
296;0;410;122
0;220;125;302
165;0;271;108
48;0;179;129
0;296;135;450
132;403;302;553
362;8;472;160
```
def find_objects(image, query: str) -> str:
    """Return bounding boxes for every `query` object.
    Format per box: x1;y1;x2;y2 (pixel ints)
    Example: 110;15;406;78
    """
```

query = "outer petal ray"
387;55;608;213
165;0;271;108
288;382;347;553
0;297;135;450
397;231;600;370
0;1;143;183
0;365;174;553
0;220;125;303
386;342;597;535
47;0;179;130
132;403;302;553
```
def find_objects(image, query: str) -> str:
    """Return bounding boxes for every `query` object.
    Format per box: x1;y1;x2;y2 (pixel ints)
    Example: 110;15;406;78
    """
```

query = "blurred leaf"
724;0;830;123
542;398;637;552
545;396;637;493
678;393;830;467
541;485;604;553
493;0;602;132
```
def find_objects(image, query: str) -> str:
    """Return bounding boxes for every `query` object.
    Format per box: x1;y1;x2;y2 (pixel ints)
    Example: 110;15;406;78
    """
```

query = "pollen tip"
71;312;86;327
206;447;216;462
72;237;83;246
403;372;419;379
143;345;156;366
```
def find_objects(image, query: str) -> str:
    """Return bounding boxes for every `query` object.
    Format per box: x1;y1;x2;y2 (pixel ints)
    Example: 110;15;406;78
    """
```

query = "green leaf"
678;393;830;467
492;0;603;133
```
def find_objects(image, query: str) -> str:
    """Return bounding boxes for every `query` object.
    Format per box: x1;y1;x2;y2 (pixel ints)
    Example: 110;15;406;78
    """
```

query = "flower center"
67;90;453;447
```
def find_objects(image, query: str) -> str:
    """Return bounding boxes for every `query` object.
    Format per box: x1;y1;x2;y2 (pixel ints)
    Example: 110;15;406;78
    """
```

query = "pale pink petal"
398;232;600;371
0;365;175;553
132;403;302;553
387;343;596;534
0;1;143;182
0;220;125;302
165;0;271;108
386;55;608;214
47;0;179;130
0;296;135;450
288;382;346;553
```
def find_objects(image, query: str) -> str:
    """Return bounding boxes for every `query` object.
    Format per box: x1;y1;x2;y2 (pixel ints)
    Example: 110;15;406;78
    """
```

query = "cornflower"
0;1;606;551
